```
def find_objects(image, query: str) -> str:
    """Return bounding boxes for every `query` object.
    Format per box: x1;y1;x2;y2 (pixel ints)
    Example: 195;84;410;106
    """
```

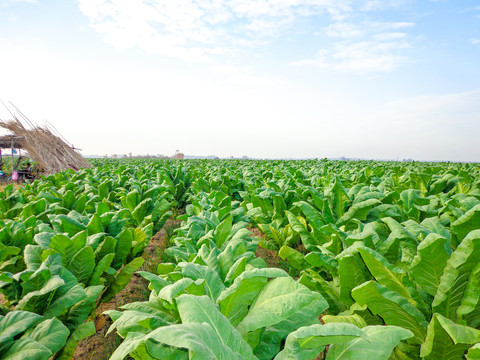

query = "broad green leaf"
279;245;306;270
217;267;288;326
158;278;201;303
381;217;418;263
352;281;427;344
43;284;87;319
67;246;95;284
89;253;115;286
237;277;328;335
64;285;104;330
0;311;42;346
420;313;480;360
322;314;368;328
467;344;480;360
55;321;95;360
22;318;69;354
110;332;148;360
410;233;451;296
293;201;325;231
326;325;413;360
337;199;381;226
329;178;350;221
113;228;133;269
433;229;480;320
102;257;144;302
338;254;367;306
451;204;480;241
16;276;65;312
274;323;367;360
178;262;225;302
214;215;232;248
86;214;103;234
2;337;52;360
358;247;412;302
146;323;253;360
177;295;255;358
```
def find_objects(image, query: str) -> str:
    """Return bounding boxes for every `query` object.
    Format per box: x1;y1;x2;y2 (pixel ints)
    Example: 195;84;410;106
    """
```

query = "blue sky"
0;0;479;161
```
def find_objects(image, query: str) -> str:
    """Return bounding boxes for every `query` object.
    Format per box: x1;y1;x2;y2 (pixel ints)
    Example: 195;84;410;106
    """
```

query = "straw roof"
0;110;91;174
0;135;23;149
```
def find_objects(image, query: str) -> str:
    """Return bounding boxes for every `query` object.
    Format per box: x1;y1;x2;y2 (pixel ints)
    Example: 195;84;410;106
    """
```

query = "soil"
73;218;181;360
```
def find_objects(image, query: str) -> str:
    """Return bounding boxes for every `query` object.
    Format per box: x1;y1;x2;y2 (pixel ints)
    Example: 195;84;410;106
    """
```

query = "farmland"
1;158;480;359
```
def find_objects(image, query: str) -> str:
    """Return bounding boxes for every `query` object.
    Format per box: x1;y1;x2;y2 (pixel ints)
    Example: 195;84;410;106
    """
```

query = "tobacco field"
1;159;480;359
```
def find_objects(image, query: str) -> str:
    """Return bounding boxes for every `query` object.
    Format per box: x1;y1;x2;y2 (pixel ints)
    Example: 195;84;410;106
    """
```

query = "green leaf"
158;278;201;303
67;246;95;284
410;233;451;296
179;262;225;302
237;277;328;335
113;228;133;269
452;204;480;241
0;311;43;346
433;229;480;320
177;295;255;358
132;198;152;225
329;177;350;221
17;276;65;312
358;247;412;302
337;199;381;226
144;323;250;360
323;314;368;328
55;321;95;360
338;254;367;306
125;189;141;212
293;201;325;231
102;257;144;302
279;245;306;270
86;214;103;234
22;318;69;354
214;215;232;248
467;344;480;360
43;284;87;319
326;325;413;360
352;281;427;344
89;253;115;286
274;323;367;360
1;337;52;360
64;285;104;330
217;268;288;326
420;313;480;360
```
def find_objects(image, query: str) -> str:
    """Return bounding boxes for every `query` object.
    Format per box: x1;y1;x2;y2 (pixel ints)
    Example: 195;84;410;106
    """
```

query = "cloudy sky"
0;0;479;161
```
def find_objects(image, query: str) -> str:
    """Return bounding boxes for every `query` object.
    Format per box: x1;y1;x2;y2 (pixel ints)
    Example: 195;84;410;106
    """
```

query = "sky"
0;0;479;161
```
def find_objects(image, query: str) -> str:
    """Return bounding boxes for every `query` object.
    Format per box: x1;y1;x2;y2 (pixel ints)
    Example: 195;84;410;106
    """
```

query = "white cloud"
472;38;480;45
298;20;413;72
78;1;411;62
361;0;410;11
0;0;36;4
78;0;348;60
0;0;36;8
323;21;413;38
294;39;409;72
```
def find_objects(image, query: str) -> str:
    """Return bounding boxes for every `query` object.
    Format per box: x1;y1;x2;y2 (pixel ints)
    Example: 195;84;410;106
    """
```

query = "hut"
0;110;91;176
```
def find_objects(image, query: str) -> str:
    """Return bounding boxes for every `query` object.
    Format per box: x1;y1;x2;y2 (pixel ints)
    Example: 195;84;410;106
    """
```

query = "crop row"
2;159;480;359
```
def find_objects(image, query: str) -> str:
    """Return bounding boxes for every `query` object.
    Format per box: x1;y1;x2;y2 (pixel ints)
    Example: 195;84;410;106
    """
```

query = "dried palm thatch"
0;107;91;174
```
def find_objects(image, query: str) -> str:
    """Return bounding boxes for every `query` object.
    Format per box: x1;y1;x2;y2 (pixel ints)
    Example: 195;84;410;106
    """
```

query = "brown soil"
73;218;181;360
73;273;149;360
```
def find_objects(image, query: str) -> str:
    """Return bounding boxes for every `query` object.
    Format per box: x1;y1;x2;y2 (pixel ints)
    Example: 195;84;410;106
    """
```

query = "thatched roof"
0;111;91;174
0;135;23;149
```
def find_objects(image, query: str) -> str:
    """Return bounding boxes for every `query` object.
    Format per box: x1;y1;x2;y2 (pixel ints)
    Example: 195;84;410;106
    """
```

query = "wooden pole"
10;138;13;171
